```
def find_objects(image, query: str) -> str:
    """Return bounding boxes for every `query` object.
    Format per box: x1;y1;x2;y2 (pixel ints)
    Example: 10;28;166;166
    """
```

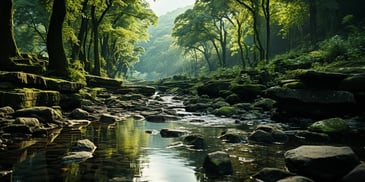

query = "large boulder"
14;106;62;123
0;71;84;93
293;70;348;89
266;87;356;119
230;84;266;101
203;151;233;176
115;85;156;97
284;145;360;181
0;89;60;109
85;75;122;89
197;80;231;98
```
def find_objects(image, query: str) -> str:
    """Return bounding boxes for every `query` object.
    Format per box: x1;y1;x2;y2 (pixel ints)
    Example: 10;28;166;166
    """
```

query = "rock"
60;93;82;110
0;89;60;109
218;129;246;143
115;85;156;97
249;124;288;144
277;176;314;182
71;139;97;153
183;134;205;149
160;128;189;137
214;106;236;116
253;98;276;111
14;106;62;123
251;168;295;182
212;100;230;109
3;125;34;134
70;108;89;119
0;71;84;93
339;73;365;92
266;88;355;104
248;129;274;143
225;93;242;105
343;163;365;182
197;80;231;98
203;151;233;175
230;84;265;100
62;151;94;164
145;114;179;123
293;70;348;89
284;145;360;181
99;114;121;123
0;106;14;114
67;120;91;127
14;117;40;127
285;130;330;143
85;75;122;89
308;117;350;134
0;170;13;181
185;103;211;112
266;87;356;119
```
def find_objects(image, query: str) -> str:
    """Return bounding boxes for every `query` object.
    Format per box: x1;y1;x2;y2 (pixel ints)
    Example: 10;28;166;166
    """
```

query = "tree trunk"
309;0;317;43
91;5;101;76
262;0;270;63
0;0;20;65
47;0;69;78
71;0;89;61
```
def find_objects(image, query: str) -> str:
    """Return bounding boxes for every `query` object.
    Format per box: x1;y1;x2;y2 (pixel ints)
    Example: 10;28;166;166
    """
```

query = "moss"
215;106;236;116
308;117;349;134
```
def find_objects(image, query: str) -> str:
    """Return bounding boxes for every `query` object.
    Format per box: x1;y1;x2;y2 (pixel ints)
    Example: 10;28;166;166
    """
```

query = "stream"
0;95;309;181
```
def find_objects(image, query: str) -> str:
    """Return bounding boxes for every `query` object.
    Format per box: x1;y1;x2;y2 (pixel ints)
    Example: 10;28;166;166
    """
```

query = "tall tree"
235;0;265;62
47;0;69;78
0;0;20;66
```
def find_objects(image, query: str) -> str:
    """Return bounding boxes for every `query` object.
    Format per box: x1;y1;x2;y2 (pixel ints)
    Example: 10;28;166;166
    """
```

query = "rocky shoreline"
1;69;365;181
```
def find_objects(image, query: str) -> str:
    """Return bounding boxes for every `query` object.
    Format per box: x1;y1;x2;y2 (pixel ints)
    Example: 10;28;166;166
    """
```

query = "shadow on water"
0;118;290;182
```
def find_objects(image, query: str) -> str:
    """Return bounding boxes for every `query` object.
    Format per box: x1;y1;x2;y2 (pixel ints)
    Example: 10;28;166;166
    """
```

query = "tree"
0;0;20;66
235;0;265;62
47;0;69;78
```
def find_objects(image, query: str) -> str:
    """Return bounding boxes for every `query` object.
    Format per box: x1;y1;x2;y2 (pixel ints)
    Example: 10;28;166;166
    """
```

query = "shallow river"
7;95;361;181
0;116;291;182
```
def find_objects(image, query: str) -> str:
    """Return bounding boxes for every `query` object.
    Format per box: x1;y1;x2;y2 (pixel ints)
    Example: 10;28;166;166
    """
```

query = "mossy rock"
322;60;365;74
308;117;350;134
253;98;276;111
0;71;84;93
215;106;236;116
225;93;241;105
197;80;231;98
230;84;265;100
0;89;60;109
283;81;308;89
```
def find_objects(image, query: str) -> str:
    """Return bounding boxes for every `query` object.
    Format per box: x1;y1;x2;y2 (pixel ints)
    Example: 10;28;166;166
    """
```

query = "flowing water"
0;96;296;181
0;119;289;182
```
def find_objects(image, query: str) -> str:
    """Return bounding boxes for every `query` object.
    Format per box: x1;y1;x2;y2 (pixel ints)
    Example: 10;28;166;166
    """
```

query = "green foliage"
68;60;86;85
206;66;242;80
319;35;347;61
319;31;365;62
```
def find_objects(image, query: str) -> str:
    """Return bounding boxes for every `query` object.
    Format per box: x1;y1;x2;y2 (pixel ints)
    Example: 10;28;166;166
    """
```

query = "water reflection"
1;118;290;181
